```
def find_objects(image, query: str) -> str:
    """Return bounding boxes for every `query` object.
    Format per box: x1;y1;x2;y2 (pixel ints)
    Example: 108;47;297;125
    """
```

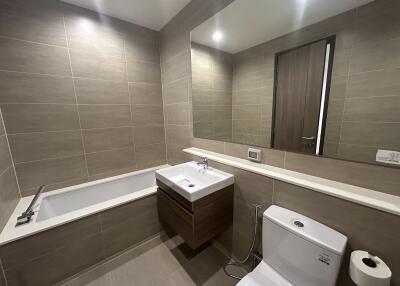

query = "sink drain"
188;184;195;187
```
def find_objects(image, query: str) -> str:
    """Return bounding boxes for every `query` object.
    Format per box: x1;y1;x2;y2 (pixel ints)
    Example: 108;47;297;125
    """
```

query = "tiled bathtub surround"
0;110;19;234
0;0;166;196
0;195;160;286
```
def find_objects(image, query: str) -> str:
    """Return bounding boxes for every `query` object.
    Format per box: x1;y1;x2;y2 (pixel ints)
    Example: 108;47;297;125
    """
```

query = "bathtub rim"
0;164;169;246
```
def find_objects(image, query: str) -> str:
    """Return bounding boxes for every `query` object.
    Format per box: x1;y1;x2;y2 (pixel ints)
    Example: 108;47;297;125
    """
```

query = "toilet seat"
237;261;294;286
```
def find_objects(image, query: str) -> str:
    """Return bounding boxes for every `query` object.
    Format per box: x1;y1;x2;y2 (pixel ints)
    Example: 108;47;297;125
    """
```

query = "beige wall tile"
0;168;20;232
125;37;160;64
132;105;164;126
102;196;159;256
165;103;191;125
340;121;400;149
135;143;166;166
15;155;87;195
0;215;101;270
4;234;104;286
127;60;161;84
133;125;165;147
0;38;71;76
70;49;126;81
192;138;225;153
8;131;83;163
343;96;400;122
74;78;129;104
285;152;400;196
1;104;80;133
0;0;66;46
83;127;133;153
164;78;189;104
0;72;75;104
350;37;400;74
162;51;190;84
86;147;135;176
65;15;125;58
129;83;162;105
165;124;192;147
0;135;12;174
78;105;131;129
346;67;400;99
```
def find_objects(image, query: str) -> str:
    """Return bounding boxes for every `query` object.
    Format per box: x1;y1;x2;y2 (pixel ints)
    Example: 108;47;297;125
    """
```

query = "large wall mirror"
190;0;400;168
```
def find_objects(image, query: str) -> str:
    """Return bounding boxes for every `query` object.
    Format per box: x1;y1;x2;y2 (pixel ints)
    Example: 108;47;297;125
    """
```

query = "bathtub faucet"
16;185;45;226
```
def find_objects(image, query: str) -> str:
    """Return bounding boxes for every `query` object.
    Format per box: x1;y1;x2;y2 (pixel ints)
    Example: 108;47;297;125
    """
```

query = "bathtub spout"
16;185;45;226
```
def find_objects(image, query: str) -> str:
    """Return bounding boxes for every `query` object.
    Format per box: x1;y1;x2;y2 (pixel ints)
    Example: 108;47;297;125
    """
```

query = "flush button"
294;220;304;228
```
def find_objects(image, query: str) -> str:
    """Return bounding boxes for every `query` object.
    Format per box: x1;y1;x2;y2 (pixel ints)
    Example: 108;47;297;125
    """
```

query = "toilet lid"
237;262;294;286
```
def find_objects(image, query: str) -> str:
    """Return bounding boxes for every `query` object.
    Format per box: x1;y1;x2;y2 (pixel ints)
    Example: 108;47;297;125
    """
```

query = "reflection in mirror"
190;0;400;168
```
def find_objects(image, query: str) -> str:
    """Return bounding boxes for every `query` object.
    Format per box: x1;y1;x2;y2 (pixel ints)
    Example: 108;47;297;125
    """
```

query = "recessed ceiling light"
212;30;223;42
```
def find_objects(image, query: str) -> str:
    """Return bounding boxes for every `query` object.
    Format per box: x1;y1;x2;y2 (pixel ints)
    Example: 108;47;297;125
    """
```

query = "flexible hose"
223;204;262;280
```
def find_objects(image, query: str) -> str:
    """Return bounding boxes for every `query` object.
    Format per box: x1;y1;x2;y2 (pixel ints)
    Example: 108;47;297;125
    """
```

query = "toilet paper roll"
349;250;391;286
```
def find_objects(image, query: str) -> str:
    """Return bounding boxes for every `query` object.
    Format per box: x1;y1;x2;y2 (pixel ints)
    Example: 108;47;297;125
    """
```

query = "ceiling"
61;0;191;31
191;0;374;54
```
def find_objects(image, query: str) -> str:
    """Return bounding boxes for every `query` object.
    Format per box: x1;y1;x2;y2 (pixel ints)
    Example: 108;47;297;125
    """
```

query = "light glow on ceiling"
212;30;223;42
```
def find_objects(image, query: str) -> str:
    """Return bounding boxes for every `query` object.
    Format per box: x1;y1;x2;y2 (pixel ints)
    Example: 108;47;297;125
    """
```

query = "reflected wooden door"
273;39;327;154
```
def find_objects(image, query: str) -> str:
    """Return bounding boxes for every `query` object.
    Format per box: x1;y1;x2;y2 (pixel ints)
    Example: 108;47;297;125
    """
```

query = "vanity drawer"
157;188;195;247
156;184;234;249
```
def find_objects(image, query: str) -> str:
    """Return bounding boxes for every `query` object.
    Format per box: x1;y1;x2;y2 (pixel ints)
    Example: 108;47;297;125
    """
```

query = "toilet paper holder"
349;250;391;286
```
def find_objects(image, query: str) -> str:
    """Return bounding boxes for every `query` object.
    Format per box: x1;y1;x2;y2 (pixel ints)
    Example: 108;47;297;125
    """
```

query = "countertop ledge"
183;147;400;217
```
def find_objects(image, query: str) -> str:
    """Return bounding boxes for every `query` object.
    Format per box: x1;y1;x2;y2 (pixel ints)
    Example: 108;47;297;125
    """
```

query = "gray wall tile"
133;125;165;147
0;135;12;174
78;105;132;129
0;72;75;104
0;168;20;232
129;83;162;105
132;105;164;126
83;127;133;153
86;147;135;176
70;50;126;81
74;78;129;104
135;143;166;166
15;155;87;195
8;131;83;163
0;38;71;76
127;60;161;84
0;0;66;46
1;104;80;133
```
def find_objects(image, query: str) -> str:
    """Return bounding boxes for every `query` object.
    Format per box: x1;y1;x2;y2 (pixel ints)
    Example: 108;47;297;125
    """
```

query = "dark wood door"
273;40;327;154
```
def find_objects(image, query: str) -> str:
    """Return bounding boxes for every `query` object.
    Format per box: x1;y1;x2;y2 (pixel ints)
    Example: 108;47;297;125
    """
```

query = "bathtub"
0;164;168;246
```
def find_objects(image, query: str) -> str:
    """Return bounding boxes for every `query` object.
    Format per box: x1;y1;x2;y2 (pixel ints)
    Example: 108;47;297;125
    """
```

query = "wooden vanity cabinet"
156;179;233;249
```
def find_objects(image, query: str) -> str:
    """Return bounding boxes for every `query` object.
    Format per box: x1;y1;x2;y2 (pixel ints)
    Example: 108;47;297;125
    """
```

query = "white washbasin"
155;161;234;202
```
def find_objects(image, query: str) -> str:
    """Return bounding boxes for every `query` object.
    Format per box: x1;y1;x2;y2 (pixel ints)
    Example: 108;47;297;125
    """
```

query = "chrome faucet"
197;157;209;169
16;185;45;226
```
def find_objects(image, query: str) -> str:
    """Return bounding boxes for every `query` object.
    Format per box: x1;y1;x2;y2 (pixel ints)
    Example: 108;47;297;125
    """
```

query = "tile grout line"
0;68;164;85
0;110;22;198
123;34;139;171
0;258;9;286
61;11;90;179
160;37;169;164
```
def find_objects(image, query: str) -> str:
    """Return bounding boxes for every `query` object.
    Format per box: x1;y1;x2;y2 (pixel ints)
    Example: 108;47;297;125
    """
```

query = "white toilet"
238;205;348;286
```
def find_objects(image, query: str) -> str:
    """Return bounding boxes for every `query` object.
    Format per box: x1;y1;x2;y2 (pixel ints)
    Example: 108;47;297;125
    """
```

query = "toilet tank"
263;206;347;286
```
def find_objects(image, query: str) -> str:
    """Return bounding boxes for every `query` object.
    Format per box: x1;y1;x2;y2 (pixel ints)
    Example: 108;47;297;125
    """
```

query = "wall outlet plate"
248;148;262;162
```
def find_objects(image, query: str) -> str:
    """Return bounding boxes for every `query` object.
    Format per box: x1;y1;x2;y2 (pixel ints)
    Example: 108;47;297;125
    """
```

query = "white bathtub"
0;164;168;246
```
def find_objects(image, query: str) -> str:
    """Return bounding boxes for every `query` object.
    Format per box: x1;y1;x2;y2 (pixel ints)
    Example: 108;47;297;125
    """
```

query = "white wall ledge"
184;147;400;217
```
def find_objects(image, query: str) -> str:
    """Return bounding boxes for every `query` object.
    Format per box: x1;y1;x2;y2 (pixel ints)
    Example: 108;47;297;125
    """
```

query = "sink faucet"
197;157;208;169
16;185;45;226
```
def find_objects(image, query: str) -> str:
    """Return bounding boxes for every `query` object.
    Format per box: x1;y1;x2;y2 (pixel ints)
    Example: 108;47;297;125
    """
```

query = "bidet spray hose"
223;204;262;280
